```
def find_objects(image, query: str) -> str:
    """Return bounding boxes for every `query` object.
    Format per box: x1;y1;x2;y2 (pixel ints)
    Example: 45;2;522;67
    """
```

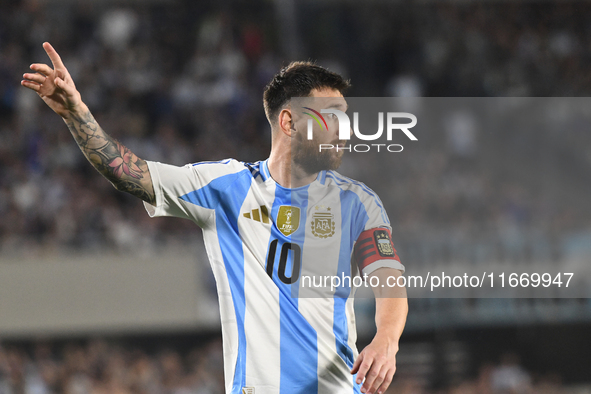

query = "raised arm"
21;42;155;204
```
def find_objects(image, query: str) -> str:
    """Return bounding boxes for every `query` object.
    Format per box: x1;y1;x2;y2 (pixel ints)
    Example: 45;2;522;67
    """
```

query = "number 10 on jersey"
266;240;302;284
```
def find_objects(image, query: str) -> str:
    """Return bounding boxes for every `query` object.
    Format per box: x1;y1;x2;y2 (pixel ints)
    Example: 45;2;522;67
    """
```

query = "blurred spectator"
490;352;532;394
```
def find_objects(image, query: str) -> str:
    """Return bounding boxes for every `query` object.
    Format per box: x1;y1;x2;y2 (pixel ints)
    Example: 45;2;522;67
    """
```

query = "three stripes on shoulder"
243;206;270;224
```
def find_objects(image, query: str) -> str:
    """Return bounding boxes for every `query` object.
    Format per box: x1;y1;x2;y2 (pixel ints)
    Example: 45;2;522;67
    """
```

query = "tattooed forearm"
65;110;156;205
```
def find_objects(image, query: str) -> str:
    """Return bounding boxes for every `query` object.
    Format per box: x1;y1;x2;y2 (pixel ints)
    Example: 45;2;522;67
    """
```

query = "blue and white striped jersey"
144;159;404;394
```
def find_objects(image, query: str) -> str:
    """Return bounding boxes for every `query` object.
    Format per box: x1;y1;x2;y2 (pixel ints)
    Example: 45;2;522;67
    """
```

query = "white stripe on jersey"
298;180;355;393
241;178;281;392
202;220;239;394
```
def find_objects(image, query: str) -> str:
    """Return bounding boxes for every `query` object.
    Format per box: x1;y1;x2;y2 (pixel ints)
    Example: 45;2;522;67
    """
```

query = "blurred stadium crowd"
1;1;277;254
1;1;590;261
0;339;225;394
0;339;572;394
1;0;591;392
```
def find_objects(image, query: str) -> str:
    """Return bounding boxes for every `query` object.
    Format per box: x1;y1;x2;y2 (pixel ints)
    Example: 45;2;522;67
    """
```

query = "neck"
268;145;318;189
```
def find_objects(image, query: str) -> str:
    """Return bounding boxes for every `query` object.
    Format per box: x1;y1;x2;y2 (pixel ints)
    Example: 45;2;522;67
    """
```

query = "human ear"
278;108;294;137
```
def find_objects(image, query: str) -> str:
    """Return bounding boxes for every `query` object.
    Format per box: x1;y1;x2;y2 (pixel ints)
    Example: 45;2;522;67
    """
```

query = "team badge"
276;206;300;236
374;229;394;257
310;205;335;238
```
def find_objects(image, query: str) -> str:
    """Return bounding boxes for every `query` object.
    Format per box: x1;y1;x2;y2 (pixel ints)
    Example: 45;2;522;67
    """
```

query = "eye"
325;113;337;120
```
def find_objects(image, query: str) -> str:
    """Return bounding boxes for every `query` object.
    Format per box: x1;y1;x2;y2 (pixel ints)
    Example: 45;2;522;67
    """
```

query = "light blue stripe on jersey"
268;184;318;394
334;190;369;393
289;186;309;300
179;170;252;393
179;168;249;211
319;170;327;185
326;171;390;226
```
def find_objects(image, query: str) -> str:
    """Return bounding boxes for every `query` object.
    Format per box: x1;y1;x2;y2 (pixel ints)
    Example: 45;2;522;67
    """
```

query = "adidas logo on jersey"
242;206;270;224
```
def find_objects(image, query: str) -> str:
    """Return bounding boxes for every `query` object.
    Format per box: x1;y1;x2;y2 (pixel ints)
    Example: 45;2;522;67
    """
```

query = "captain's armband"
354;228;403;274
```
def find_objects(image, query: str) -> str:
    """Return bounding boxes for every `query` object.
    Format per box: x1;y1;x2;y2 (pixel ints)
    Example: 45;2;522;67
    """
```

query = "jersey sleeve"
354;186;405;275
143;159;245;227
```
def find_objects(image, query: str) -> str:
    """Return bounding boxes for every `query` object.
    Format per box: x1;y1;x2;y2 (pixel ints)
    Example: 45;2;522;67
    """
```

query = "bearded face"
289;91;349;174
291;125;345;174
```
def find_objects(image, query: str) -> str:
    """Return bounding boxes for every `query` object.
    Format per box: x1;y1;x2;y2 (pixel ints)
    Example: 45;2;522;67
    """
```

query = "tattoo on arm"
65;110;156;205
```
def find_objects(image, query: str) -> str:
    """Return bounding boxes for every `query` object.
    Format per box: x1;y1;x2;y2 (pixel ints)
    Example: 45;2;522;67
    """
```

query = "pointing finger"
30;63;53;77
43;42;65;70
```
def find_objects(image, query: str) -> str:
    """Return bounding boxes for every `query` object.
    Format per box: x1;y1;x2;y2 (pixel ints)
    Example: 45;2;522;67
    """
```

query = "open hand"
352;334;398;394
21;42;84;118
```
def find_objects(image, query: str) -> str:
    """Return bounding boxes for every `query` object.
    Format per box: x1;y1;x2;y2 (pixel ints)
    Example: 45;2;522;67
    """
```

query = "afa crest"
374;229;395;257
276;206;300;236
310;205;335;238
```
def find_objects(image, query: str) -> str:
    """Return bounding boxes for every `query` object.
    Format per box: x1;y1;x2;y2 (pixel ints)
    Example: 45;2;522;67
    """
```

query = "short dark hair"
263;61;350;125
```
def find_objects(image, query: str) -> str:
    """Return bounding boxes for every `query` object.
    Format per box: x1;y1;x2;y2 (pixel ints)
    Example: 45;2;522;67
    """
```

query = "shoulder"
323;170;381;200
184;158;243;171
183;158;261;179
324;170;391;228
